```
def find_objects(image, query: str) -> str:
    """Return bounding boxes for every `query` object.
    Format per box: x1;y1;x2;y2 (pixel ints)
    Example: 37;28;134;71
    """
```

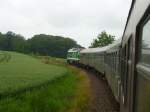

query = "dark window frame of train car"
134;5;150;112
121;31;133;106
136;14;150;64
121;40;127;104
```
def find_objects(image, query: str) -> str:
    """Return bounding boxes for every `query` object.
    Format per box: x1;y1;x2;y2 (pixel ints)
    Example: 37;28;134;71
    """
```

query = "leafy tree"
11;34;26;53
0;32;6;50
90;31;115;48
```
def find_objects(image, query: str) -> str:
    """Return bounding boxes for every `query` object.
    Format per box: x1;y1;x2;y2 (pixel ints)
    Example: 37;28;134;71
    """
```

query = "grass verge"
68;66;91;112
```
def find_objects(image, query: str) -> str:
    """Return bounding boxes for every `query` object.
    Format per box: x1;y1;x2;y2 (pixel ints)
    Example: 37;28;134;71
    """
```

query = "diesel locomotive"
67;0;150;112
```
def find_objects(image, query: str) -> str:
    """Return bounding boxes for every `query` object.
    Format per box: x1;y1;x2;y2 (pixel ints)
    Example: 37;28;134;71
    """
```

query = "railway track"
83;69;119;112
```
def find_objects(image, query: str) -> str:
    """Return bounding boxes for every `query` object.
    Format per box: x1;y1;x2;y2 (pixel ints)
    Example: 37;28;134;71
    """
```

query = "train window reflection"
141;19;150;65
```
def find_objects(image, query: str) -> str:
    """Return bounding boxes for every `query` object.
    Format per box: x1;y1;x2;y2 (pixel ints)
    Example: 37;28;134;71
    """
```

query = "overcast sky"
0;0;132;47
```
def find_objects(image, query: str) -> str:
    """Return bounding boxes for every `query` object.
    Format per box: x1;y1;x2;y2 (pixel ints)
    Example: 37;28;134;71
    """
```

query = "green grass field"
0;73;77;112
0;51;67;96
0;51;90;112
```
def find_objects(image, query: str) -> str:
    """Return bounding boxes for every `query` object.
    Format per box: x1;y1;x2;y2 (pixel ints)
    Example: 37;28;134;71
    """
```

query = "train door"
134;7;150;112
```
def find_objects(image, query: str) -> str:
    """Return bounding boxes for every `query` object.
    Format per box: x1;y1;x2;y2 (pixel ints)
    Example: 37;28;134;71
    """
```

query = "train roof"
80;46;109;54
121;0;149;46
68;48;81;52
80;39;121;54
106;39;121;51
122;0;135;41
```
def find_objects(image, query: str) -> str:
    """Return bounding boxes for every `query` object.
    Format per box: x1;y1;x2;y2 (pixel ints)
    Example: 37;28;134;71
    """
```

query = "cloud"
0;0;132;47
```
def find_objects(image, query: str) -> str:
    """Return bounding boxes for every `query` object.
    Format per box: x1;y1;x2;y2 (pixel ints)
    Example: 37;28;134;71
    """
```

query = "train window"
112;53;113;69
115;52;117;72
115;52;116;72
116;52;118;71
134;9;150;111
129;37;133;60
112;53;114;69
114;53;115;70
140;17;150;65
111;53;113;68
114;52;116;71
113;53;115;71
121;44;129;103
113;53;115;70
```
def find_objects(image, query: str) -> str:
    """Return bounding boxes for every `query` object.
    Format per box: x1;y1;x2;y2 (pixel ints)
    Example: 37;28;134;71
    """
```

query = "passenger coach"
120;0;150;112
80;46;108;74
105;40;121;102
67;0;150;111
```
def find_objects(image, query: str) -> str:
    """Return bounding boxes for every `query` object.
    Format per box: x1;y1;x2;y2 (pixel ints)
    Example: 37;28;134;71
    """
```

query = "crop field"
0;51;67;96
0;73;77;112
0;52;90;112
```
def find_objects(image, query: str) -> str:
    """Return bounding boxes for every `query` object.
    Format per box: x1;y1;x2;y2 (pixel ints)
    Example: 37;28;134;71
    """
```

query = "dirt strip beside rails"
84;70;119;112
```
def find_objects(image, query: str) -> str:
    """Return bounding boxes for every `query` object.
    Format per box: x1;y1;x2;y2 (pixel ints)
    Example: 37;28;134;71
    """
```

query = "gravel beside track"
85;70;119;112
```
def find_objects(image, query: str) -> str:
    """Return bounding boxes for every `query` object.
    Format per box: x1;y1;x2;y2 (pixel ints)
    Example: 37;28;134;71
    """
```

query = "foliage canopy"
0;31;81;58
90;31;115;48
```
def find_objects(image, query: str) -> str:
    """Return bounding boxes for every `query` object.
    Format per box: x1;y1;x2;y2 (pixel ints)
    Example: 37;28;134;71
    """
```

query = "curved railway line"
67;0;150;112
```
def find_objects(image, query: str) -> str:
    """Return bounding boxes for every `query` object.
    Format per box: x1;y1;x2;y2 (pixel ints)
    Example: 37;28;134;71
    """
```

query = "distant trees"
27;34;81;57
0;31;27;53
90;31;115;48
0;31;81;58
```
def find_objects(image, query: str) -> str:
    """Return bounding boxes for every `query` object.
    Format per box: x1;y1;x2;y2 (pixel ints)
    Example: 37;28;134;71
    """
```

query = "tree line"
0;31;116;57
0;31;81;58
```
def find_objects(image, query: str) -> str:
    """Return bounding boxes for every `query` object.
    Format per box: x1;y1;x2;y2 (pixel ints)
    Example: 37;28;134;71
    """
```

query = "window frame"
138;15;150;67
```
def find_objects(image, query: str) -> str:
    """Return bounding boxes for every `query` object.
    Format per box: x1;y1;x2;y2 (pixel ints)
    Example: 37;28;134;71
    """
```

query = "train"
67;0;150;112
